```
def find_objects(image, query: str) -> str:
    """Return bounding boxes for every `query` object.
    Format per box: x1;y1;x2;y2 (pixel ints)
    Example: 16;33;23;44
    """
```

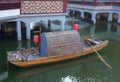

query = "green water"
0;20;120;82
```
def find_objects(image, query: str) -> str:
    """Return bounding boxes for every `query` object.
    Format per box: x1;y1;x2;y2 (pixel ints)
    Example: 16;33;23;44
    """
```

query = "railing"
68;1;120;6
68;4;120;11
0;0;20;10
112;6;120;11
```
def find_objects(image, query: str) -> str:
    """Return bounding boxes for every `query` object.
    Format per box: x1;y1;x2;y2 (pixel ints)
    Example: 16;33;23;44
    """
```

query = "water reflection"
17;41;22;49
90;22;120;37
26;40;31;48
110;23;120;36
90;24;96;35
5;54;97;82
17;40;32;49
0;71;8;82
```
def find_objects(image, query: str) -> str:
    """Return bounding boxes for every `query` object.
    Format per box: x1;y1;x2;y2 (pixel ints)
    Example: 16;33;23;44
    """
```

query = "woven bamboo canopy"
40;30;83;56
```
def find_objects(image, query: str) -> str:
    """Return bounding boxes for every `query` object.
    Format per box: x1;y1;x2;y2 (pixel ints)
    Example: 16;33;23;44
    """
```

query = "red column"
82;0;84;5
111;0;113;6
63;0;67;13
94;0;97;6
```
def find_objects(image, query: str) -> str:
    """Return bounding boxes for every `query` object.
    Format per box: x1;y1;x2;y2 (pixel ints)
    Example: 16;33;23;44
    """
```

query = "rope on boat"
32;47;40;55
85;38;112;69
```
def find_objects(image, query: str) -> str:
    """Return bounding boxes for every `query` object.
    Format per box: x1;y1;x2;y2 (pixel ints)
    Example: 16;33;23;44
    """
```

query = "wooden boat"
7;35;109;67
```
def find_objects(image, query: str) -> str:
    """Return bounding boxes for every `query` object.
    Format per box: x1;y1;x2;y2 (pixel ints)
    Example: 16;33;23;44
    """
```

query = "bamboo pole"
85;38;112;69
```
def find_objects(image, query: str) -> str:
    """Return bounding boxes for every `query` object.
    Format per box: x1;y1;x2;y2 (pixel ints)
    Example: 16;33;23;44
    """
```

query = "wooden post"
72;11;75;27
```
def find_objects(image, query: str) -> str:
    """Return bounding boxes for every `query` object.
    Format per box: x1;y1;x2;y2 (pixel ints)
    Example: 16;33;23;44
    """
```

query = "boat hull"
8;40;108;67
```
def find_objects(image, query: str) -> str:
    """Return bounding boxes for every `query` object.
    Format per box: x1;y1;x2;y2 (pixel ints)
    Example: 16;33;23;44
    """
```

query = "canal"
0;19;120;82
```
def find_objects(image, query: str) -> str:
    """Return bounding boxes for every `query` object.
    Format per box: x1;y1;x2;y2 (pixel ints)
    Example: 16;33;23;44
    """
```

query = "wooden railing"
68;1;120;6
68;4;120;11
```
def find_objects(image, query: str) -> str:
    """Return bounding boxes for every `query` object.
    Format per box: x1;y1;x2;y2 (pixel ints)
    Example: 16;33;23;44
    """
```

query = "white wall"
0;9;20;18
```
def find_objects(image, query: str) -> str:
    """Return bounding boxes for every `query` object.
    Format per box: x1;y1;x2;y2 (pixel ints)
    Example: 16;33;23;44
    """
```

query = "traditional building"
68;0;120;24
0;0;67;40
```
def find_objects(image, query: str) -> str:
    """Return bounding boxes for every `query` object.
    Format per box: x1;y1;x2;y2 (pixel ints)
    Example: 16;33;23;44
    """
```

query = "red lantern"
33;35;39;44
73;24;79;30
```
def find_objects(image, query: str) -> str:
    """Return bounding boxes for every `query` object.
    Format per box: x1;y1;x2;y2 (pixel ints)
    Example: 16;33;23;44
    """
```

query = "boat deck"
7;48;40;61
6;35;109;67
7;37;102;62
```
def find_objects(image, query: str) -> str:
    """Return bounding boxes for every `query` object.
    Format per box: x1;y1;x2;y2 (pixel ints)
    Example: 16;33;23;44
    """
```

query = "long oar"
85;38;112;69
